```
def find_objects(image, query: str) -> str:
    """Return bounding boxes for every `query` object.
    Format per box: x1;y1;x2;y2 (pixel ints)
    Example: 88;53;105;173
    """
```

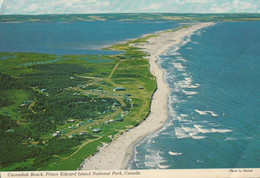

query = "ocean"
129;22;260;169
0;21;179;55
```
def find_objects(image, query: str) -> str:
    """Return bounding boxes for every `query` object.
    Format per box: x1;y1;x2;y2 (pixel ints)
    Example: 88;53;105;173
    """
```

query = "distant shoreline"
80;22;214;170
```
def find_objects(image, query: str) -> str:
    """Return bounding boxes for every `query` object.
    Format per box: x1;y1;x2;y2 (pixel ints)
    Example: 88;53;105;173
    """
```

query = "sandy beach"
81;22;214;170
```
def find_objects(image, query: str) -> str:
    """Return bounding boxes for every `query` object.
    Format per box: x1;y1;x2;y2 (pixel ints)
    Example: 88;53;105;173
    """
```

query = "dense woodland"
0;62;122;170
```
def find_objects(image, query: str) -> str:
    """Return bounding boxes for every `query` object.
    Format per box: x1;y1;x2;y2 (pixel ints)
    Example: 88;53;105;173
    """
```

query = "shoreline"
80;22;214;170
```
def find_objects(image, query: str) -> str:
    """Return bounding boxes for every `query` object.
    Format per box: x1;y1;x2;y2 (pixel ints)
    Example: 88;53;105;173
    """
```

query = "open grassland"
0;31;157;170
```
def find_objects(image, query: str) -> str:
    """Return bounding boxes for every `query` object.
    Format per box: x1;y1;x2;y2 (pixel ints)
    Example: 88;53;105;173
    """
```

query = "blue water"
0;21;179;55
129;22;260;169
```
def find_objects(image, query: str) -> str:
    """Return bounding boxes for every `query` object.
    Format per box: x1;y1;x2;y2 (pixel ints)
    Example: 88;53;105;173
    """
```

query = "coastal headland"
81;22;214;170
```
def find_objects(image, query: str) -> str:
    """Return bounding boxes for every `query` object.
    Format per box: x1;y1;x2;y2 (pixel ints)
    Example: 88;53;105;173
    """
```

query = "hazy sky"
0;0;259;15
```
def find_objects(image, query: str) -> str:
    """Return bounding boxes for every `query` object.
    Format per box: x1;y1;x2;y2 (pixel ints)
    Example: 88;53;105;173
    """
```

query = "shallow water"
0;21;179;55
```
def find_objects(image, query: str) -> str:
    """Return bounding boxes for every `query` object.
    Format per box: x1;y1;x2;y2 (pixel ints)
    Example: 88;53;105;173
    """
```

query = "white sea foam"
194;124;232;134
189;133;206;139
194;109;208;115
172;62;186;71
176;56;187;62
158;163;170;169
181;125;197;133
224;137;238;141
144;151;168;169
182;73;189;77
169;151;182;156
182;90;198;95
181;125;206;139
211;128;232;133
177;116;189;122
180;114;189;117
175;127;190;139
208;111;218;117
194;124;212;134
195;109;218;117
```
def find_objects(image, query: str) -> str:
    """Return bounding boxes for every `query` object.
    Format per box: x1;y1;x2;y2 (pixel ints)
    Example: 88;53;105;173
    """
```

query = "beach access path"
81;22;214;170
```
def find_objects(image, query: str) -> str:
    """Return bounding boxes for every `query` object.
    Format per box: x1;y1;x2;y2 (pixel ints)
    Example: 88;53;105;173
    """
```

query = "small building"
41;89;47;92
79;132;87;136
52;133;59;137
115;117;124;122
109;119;115;123
23;100;32;105
113;87;126;91
67;119;75;123
113;102;120;106
92;128;101;133
68;126;76;130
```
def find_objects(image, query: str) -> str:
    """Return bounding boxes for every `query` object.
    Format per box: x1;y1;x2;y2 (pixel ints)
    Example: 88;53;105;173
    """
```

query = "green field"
0;32;157;171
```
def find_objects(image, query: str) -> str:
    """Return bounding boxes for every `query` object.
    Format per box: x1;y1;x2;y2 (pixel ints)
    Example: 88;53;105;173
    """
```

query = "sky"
0;0;260;15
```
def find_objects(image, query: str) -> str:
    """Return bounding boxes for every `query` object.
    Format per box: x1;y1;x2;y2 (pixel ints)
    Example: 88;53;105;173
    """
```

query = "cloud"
175;0;213;4
1;0;260;14
27;3;39;12
142;3;162;10
95;1;110;7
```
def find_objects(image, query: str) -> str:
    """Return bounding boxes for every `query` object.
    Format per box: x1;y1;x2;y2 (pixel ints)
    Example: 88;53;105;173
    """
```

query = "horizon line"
1;12;260;16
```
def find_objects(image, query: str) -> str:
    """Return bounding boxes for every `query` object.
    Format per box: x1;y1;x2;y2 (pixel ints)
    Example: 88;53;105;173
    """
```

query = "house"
113;102;120;106
113;87;126;91
52;133;59;137
67;119;75;123
41;89;47;92
115;117;124;122
79;132;87;136
92;128;101;133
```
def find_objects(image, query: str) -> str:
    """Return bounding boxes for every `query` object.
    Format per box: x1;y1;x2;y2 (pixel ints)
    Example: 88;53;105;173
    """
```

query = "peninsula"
81;22;214;170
